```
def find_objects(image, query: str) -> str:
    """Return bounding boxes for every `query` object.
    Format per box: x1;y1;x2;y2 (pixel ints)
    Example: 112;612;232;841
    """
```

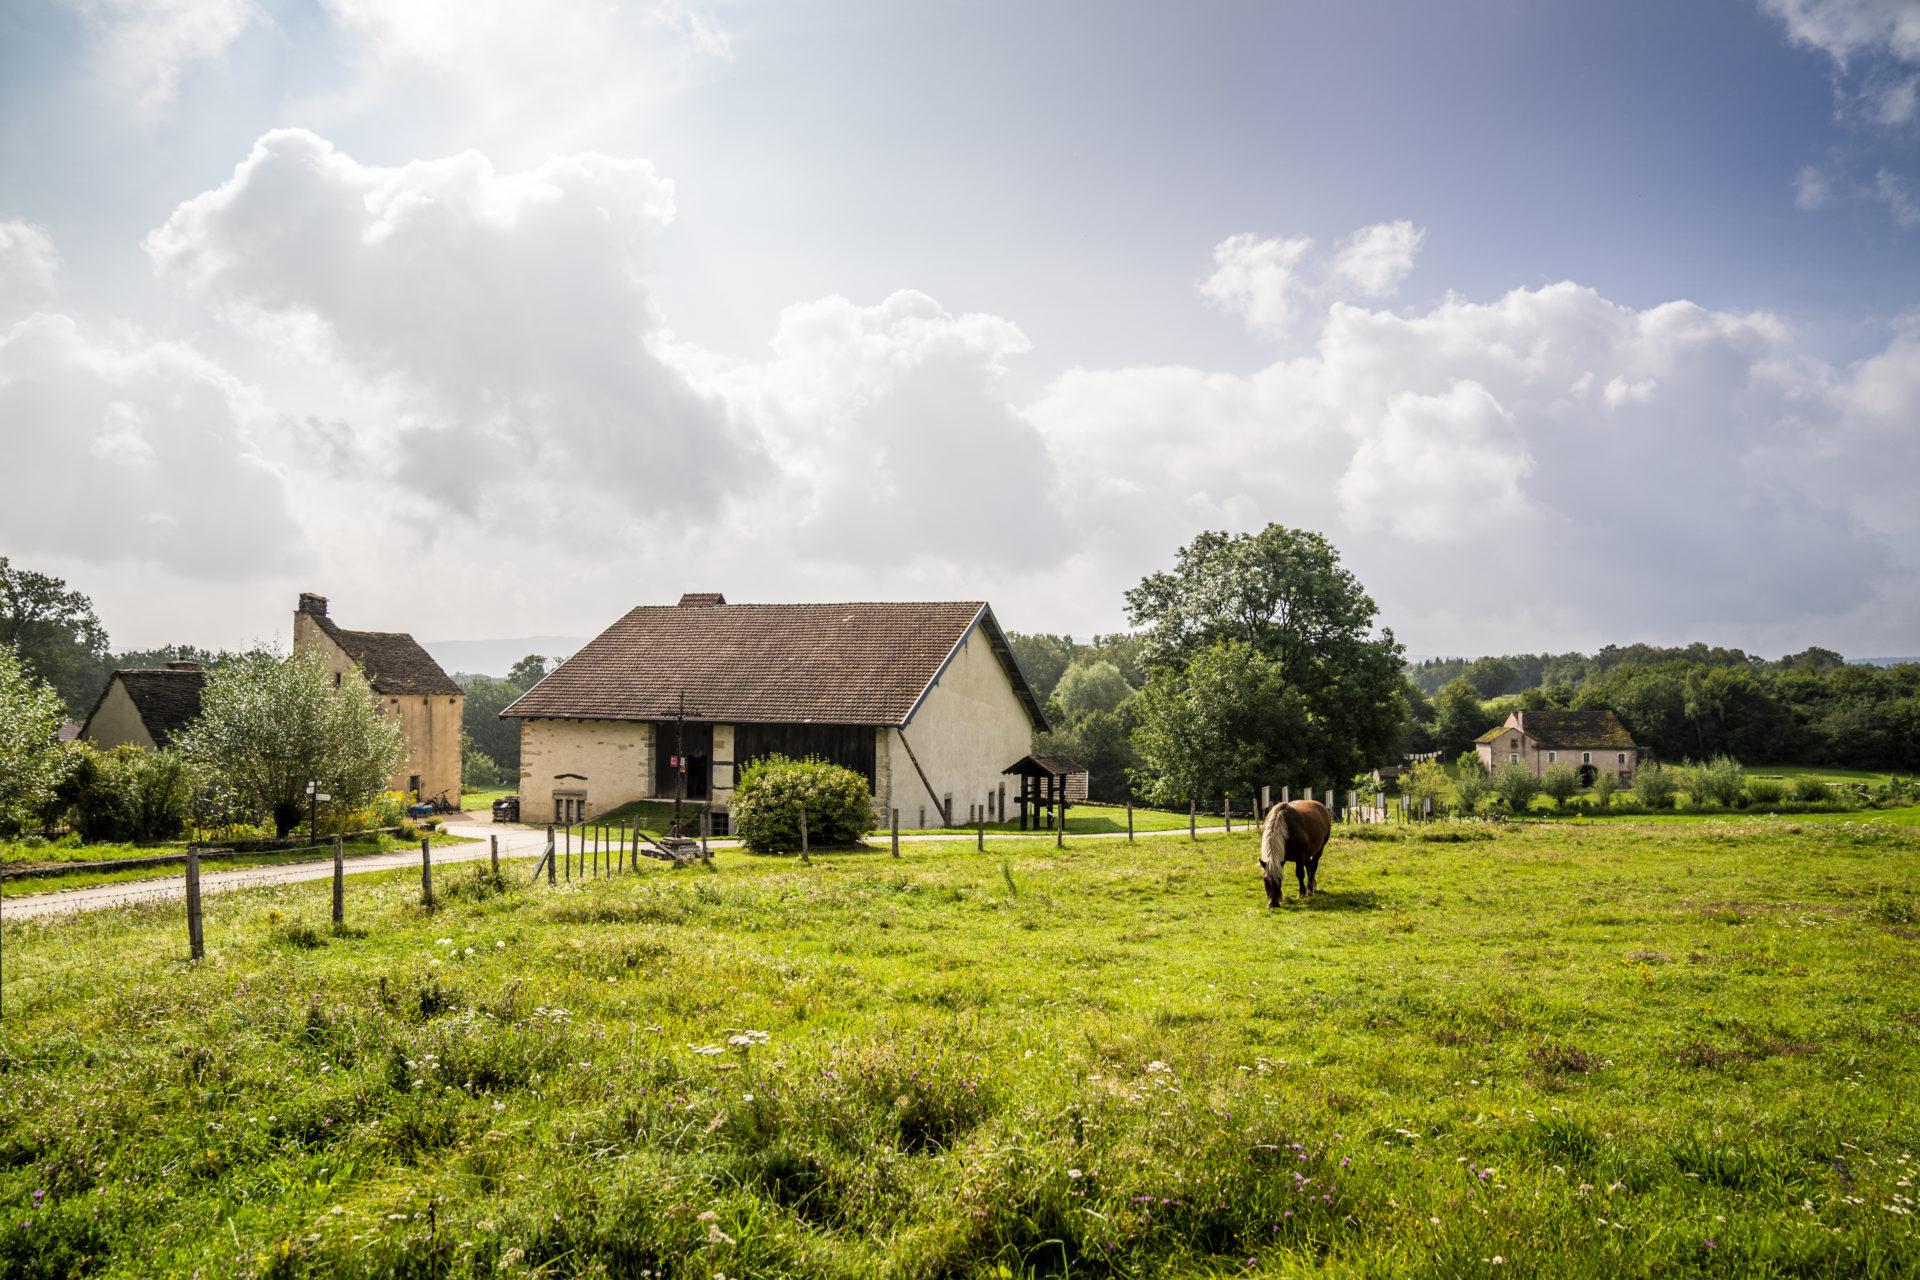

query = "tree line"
1402;649;1920;770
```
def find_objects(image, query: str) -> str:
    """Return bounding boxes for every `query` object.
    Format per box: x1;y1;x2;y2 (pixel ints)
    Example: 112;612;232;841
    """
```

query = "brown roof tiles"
312;616;463;697
503;600;1047;729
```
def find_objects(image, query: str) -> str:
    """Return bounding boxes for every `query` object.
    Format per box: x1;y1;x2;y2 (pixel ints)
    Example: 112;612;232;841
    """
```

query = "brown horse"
1259;800;1332;907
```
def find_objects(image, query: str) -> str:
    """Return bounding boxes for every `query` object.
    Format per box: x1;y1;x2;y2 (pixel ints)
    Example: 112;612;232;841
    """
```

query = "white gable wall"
887;625;1034;826
80;677;159;751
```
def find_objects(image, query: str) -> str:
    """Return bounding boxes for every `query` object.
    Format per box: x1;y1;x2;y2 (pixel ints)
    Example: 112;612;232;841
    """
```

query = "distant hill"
1853;657;1920;668
420;636;587;679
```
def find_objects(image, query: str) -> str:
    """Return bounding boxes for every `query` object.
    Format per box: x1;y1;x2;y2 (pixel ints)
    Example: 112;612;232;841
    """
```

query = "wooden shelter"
1002;752;1087;831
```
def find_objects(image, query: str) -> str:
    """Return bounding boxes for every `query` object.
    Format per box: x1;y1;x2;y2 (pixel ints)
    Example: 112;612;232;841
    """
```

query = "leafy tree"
1790;774;1830;804
1454;766;1488;816
1541;763;1580;810
730;754;875;853
1005;633;1077;703
1055;661;1134;722
506;654;551;689
459;673;525;770
1489;761;1541;814
1633;762;1678;809
1686;755;1746;808
462;747;504;789
0;558;111;718
1124;526;1405;788
1034;708;1137;803
1455;748;1486;778
111;645;233;671
1432;678;1498;758
0;644;68;835
1401;759;1449;815
175;650;406;836
1592;767;1618;807
1128;640;1309;809
1466;657;1516;699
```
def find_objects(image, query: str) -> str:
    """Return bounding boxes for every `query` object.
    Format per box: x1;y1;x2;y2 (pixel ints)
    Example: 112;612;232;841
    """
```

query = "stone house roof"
1486;709;1639;750
84;665;207;747
311;615;463;697
503;598;1048;730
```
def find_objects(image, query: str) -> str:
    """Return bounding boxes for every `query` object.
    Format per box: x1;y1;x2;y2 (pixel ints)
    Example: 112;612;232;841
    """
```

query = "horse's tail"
1260;803;1290;871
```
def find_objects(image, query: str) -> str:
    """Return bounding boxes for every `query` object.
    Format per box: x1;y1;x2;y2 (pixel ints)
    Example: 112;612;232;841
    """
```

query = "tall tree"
1004;633;1077;703
0;558;111;718
1124;526;1406;787
460;673;525;770
506;654;551;689
175;650;405;836
1129;640;1309;808
0;644;68;835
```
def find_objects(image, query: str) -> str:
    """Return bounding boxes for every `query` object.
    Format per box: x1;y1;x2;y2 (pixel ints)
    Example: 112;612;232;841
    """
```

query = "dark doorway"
1578;764;1597;786
654;722;713;800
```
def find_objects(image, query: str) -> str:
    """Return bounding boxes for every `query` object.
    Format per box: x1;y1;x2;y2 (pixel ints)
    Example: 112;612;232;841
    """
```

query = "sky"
2;0;1919;662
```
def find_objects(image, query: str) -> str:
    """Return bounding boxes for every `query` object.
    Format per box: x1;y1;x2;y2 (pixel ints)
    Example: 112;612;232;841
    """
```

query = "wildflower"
437;938;452;945
743;1095;754;1103
465;947;474;956
1491;1257;1505;1265
496;941;505;948
1067;1169;1082;1179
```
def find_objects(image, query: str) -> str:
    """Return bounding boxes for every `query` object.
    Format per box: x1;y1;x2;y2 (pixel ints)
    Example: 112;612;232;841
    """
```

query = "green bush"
731;754;875;854
1592;768;1618;807
1490;761;1541;814
1788;774;1829;804
463;749;503;788
1688;755;1746;808
1541;763;1580;810
1633;762;1679;809
1453;768;1487;816
1744;776;1786;806
55;742;199;842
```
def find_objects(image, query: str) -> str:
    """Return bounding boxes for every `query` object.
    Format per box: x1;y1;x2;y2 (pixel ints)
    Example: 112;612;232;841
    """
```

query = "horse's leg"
1294;857;1307;898
1307;854;1321;898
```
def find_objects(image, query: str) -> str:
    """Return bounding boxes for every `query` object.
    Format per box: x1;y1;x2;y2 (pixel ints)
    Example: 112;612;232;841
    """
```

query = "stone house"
1475;709;1643;786
79;662;207;751
501;593;1050;830
292;594;463;805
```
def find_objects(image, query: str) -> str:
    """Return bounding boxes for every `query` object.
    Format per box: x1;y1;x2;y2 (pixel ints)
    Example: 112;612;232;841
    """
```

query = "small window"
1582;751;1591;764
332;671;342;688
1547;751;1556;763
1509;738;1518;749
1618;753;1627;764
1508;752;1519;764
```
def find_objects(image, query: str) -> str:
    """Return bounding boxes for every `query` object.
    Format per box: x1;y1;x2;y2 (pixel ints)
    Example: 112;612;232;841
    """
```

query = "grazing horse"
1259;800;1332;907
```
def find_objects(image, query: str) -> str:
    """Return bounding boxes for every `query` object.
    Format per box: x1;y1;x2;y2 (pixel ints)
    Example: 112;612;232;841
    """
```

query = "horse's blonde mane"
1259;803;1292;872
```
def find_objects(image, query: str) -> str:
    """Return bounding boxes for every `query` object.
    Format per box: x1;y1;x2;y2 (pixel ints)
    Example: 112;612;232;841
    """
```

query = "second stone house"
292;594;464;805
501;592;1050;830
1475;709;1644;787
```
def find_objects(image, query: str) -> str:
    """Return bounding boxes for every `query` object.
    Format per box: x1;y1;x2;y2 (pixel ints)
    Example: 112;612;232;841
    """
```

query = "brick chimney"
298;593;328;617
165;660;201;671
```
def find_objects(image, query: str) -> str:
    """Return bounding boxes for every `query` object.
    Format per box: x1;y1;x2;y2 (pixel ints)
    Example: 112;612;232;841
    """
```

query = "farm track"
1;814;1239;918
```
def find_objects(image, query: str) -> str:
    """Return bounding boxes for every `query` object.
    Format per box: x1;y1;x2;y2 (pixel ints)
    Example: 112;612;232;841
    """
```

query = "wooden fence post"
891;809;900;859
186;846;204;960
332;836;344;926
1260;785;1270;819
1189;798;1196;841
799;808;811;865
1225;795;1232;833
701;809;710;859
490;833;499;876
1127;801;1134;844
1056;802;1065;848
420;837;434;909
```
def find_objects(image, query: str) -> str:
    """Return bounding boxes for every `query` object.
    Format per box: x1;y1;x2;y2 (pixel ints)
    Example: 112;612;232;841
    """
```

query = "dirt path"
1;814;1237;919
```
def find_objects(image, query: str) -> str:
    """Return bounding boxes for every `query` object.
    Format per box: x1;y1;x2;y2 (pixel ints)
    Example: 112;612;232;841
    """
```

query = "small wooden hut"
1002;753;1087;831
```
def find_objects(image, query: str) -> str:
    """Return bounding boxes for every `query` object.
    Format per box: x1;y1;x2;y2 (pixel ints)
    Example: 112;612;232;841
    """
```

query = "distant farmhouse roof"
82;663;207;747
502;597;1048;730
1484;709;1639;750
307;613;463;697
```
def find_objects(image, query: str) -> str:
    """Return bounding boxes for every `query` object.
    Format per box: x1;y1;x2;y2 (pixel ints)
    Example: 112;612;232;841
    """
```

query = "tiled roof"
1004;753;1086;778
101;668;206;746
313;617;463;697
1475;726;1510;744
503;600;1048;729
1512;710;1639;750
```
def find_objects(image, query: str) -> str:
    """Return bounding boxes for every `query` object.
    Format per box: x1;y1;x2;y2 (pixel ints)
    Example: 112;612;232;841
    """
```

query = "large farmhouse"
293;594;464;805
501;593;1049;830
1475;709;1644;786
79;661;207;751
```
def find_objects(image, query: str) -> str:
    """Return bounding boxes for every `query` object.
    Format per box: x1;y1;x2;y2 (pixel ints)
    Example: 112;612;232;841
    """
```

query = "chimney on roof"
165;660;201;672
298;592;328;617
677;592;726;607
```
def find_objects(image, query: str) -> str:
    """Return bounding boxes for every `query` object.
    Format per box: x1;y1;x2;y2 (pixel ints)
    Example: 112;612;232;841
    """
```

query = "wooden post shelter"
1001;753;1087;833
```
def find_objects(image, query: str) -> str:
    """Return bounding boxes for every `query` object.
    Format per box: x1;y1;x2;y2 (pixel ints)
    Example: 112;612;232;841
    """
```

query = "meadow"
2;815;1918;1277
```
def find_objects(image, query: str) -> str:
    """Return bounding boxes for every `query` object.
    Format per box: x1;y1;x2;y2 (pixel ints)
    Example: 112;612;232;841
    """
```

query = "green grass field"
0;830;475;898
3;817;1917;1277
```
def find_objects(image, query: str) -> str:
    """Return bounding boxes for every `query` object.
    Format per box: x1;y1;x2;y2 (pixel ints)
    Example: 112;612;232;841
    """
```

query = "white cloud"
319;0;730;155
0;310;297;576
1795;163;1834;208
1874;168;1920;223
1763;0;1920;65
1330;221;1424;297
62;0;253;115
0;221;60;305
1199;232;1316;337
1202;223;1426;337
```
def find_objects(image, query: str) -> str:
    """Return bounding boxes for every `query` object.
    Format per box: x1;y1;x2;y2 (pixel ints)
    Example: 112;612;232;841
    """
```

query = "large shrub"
1790;774;1831;804
1541;763;1580;810
1453;767;1488;816
731;754;874;854
1490;761;1542;814
0;644;68;836
1744;776;1786;806
1687;755;1746;808
1634;762;1678;809
57;742;200;842
1591;767;1618;807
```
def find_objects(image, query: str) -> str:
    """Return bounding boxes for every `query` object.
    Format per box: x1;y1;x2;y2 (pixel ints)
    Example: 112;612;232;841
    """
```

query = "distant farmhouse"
1476;709;1644;786
293;594;464;805
80;661;208;751
502;593;1050;830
